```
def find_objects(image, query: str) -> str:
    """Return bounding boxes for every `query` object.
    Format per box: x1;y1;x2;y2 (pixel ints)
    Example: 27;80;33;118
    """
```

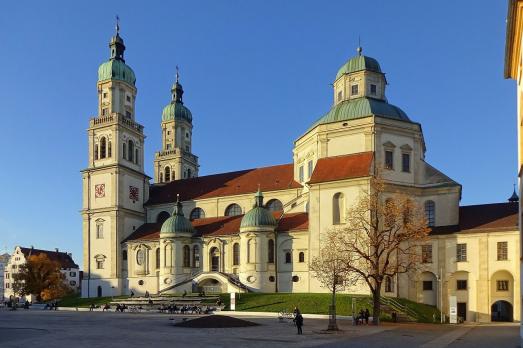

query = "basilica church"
81;27;519;323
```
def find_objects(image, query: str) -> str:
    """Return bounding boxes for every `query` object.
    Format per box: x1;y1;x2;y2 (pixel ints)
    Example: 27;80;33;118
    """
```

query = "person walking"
364;308;370;325
294;310;304;335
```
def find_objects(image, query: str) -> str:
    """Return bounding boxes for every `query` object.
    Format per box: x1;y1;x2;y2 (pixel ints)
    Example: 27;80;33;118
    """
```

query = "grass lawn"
218;293;440;323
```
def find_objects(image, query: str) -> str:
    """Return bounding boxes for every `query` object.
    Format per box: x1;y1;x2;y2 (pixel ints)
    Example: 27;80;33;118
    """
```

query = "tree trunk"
328;283;338;330
372;288;381;325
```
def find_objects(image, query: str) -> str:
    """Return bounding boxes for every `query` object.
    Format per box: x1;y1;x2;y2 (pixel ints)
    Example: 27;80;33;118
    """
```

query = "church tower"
153;69;199;183
81;21;149;298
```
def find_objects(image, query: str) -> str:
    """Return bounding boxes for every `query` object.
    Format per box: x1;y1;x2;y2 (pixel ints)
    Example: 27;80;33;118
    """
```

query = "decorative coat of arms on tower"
129;186;139;202
95;184;105;198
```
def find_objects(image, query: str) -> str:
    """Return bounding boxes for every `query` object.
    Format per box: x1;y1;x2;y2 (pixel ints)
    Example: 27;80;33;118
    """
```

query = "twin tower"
81;26;198;296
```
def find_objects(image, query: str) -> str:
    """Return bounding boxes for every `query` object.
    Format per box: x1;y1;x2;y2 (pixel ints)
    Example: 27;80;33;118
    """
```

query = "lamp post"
111;286;115;301
437;268;443;323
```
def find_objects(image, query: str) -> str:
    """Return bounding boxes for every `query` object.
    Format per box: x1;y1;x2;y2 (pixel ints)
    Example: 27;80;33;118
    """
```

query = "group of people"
354;308;371;325
158;304;211;314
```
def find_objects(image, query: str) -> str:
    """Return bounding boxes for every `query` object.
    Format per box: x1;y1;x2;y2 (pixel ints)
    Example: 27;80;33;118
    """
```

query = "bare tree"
310;230;353;330
333;175;430;324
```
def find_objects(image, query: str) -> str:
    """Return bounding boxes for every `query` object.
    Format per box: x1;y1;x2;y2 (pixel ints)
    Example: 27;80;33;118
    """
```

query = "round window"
138;280;144;286
164;277;172;285
269;276;275;282
247;275;256;283
292;275;299;283
136;250;145;266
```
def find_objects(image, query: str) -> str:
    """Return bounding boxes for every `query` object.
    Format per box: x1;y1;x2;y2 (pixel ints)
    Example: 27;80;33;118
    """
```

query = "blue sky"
0;1;515;267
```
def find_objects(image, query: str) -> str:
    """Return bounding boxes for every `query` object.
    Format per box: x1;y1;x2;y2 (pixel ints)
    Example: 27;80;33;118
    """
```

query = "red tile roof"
19;247;79;269
308;152;373;185
430;202;518;235
123;212;309;242
147;163;302;205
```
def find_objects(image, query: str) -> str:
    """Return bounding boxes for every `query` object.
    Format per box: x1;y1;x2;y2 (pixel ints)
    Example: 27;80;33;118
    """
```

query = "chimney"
55;248;59;253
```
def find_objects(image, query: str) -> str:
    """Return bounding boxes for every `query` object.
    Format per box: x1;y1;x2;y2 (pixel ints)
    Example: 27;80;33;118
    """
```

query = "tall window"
497;280;509;291
285;251;292;264
385;276;394;292
96;260;104;269
351;84;358;95
193;245;200;268
183;245;190;267
424;200;436;227
155;248;160;269
128;140;134;162
423;281;433;291
136;249;145;266
94;145;99;160
385;150;394;169
307;160;313;178
332;192;345;225
165;167;171;182
370;84;377;95
337;90;343;102
456;243;467;262
268;239;275;263
456;279;467;290
497;242;508;261
225;204;242;216
108;141;112;157
421;245;433;263
266;199;283;212
233;243;240;266
190;208;205;220
299;166;304;182
122;143;127;160
96;220;104;239
100;137;107;159
135;149;139;164
298;252;305;263
402;153;410;172
247;239;255;263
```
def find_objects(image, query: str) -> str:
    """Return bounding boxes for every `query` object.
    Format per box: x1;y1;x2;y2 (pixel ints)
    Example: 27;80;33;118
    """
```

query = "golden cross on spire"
176;65;180;83
115;15;120;35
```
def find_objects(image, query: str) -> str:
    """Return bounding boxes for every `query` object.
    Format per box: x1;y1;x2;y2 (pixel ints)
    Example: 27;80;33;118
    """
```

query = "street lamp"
437;268;443;323
111;286;115;301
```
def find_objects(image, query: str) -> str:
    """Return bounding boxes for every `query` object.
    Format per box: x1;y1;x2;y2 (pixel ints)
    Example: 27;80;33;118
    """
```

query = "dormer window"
370;84;377;96
351;84;359;96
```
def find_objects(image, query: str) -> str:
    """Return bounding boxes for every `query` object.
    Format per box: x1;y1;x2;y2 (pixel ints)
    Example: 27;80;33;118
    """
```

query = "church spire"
109;15;126;62
508;184;519;202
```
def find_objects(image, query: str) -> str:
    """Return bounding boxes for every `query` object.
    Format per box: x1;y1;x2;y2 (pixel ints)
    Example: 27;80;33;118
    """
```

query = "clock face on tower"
95;184;105;198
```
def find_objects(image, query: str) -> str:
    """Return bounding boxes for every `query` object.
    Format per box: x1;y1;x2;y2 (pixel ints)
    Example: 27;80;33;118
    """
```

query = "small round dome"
335;55;381;80
240;189;277;229
162;102;192;122
161;198;194;235
98;59;136;86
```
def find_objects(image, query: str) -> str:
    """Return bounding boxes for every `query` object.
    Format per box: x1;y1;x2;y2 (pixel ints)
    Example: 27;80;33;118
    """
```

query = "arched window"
285;251;292;264
156;211;170;224
183;245;190;267
233;243;240;266
299;252;305;263
128;140;134;162
165;167;171;182
425;200;436;227
332;192;345;224
225;203;242;216
190;208;205;220
247;239;256;263
100;137;107;159
108;141;112;157
266;199;283;212
94;144;99;160
385;276;394;293
122;143;127;160
268;239;275;263
187;168;192;178
160;172;163;182
192;245;200;268
135;149;139;164
97;285;102;297
136;249;145;266
155;248;160;269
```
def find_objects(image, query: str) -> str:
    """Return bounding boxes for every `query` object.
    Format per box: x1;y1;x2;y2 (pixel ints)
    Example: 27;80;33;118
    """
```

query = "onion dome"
162;68;193;122
240;189;277;229
160;195;194;235
97;21;136;86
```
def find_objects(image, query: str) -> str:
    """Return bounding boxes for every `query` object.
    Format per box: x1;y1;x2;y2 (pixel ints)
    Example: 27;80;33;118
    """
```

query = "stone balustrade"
90;113;144;133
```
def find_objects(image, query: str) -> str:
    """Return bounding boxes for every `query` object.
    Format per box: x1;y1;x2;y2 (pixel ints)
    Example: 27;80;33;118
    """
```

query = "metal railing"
380;296;418;321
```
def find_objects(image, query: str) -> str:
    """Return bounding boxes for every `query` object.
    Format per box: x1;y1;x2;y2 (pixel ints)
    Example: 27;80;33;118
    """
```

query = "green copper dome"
308;97;410;131
240;190;277;229
162;74;192;122
161;198;194;235
162;101;192;122
335;55;382;80
98;59;136;85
